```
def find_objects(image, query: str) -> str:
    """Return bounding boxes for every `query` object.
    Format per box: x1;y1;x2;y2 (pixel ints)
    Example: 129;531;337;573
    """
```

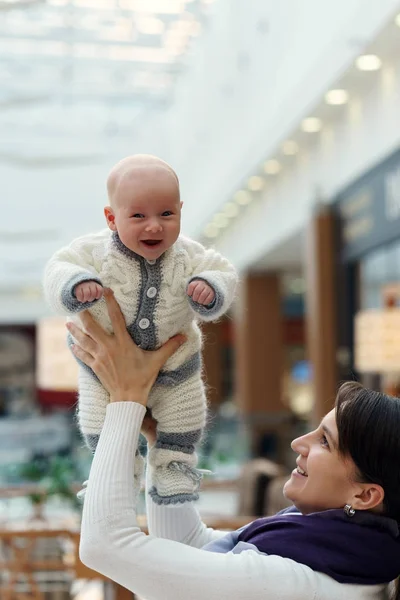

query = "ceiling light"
234;190;252;206
213;213;229;228
263;159;281;175
248;175;265;191
301;118;322;133
282;140;298;156
396;13;400;27
325;89;349;105
223;202;239;218
204;224;219;239
356;54;382;72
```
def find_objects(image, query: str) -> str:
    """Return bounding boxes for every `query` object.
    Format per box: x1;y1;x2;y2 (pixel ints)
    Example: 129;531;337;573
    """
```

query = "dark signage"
335;148;400;261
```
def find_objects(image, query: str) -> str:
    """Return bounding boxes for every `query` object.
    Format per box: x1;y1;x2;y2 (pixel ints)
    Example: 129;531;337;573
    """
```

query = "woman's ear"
352;483;385;512
104;206;117;231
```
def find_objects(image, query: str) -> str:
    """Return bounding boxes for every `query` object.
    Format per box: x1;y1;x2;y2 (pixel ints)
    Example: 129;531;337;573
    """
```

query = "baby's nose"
145;219;162;232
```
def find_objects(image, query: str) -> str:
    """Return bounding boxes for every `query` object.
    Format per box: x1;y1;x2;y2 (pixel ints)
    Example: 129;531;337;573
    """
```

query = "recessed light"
301;117;322;133
356;54;382;72
282;140;299;156
248;175;265;191
223;202;239;218
325;89;349;105
213;213;229;228
234;190;252;206
204;223;219;238
263;159;281;175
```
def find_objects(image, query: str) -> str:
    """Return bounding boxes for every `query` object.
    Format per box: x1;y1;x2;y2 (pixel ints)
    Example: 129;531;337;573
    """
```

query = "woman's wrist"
109;393;148;406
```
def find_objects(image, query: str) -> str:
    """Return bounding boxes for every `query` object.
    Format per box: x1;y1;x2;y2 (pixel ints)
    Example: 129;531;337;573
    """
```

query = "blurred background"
1;0;400;597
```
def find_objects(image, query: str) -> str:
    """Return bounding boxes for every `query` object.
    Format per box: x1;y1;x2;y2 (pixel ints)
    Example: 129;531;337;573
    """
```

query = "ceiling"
0;0;211;166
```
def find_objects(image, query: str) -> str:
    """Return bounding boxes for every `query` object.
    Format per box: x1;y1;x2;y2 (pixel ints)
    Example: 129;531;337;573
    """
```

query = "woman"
74;289;400;600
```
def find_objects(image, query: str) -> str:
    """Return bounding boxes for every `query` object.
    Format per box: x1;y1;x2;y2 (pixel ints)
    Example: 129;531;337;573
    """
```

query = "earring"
344;504;355;517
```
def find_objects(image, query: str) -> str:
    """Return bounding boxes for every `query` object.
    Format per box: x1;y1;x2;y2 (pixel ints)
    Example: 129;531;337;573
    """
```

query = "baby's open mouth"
142;240;162;247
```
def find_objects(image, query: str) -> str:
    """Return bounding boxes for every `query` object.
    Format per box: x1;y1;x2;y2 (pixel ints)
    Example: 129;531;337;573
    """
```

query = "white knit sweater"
44;229;237;372
80;402;388;600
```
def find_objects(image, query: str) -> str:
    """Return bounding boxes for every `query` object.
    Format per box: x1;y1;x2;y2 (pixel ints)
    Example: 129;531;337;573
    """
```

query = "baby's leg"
77;366;109;454
147;372;207;505
77;365;144;500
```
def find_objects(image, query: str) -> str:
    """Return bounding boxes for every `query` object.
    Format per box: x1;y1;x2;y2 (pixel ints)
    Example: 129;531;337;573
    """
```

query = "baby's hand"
74;281;103;303
187;280;215;306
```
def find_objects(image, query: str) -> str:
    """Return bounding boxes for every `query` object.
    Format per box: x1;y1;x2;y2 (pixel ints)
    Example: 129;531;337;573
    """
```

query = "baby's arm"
184;238;238;321
44;232;104;315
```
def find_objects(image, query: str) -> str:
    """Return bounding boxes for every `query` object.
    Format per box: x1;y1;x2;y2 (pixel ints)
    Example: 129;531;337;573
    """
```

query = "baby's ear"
104;206;117;231
180;201;184;209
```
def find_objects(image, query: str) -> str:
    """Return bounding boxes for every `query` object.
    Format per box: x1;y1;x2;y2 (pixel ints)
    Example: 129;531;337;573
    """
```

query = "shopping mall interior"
1;0;400;598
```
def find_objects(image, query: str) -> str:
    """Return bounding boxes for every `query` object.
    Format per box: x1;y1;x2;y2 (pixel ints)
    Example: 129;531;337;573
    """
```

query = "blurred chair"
0;528;74;600
237;458;292;517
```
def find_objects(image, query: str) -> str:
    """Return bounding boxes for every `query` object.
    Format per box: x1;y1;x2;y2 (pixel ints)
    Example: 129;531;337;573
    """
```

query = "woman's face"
283;409;359;514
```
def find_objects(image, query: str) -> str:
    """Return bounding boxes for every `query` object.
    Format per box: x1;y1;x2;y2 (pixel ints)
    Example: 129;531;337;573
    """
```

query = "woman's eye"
132;214;145;219
162;211;173;217
320;435;330;449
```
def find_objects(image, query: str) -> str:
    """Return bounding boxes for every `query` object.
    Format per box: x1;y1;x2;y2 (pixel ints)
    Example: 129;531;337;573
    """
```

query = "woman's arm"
80;400;314;600
73;291;314;600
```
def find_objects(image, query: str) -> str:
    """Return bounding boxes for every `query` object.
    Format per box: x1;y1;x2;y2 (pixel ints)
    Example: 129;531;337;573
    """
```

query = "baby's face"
107;167;181;260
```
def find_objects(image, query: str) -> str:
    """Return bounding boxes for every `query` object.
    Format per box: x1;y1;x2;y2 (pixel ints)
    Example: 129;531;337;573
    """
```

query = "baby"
44;154;238;505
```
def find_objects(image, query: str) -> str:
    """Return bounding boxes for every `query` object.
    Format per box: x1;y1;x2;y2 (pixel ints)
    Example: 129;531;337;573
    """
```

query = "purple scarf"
237;506;400;585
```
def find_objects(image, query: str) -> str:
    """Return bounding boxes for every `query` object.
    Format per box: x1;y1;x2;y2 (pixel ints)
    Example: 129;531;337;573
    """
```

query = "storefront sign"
354;309;400;373
336;148;400;261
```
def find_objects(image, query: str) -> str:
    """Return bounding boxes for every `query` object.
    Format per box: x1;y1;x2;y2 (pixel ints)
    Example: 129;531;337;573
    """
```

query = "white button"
147;287;157;299
139;318;150;330
147;259;156;265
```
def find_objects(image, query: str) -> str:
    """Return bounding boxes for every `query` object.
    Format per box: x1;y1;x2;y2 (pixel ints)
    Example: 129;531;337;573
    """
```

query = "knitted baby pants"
77;365;207;505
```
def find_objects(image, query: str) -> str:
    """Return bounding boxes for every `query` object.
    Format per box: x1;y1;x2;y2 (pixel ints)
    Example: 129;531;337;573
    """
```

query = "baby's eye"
132;213;145;218
162;211;173;217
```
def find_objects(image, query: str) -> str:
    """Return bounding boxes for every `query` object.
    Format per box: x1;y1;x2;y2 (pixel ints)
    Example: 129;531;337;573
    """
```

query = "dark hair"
335;382;400;599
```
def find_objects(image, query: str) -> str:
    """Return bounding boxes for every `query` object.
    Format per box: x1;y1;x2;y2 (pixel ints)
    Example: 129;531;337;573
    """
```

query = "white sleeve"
80;402;318;600
43;231;105;315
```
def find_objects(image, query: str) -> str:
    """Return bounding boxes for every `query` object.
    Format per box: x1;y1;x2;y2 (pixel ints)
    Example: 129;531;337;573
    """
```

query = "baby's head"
104;154;182;260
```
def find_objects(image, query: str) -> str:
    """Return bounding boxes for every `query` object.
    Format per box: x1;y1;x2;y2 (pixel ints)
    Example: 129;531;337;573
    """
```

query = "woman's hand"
66;288;186;406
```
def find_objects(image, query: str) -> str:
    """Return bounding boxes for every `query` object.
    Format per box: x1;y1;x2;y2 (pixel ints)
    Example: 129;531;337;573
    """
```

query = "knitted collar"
237;506;400;585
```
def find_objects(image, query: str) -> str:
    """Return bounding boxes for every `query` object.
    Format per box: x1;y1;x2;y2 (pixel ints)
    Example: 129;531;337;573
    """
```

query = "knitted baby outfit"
44;229;237;504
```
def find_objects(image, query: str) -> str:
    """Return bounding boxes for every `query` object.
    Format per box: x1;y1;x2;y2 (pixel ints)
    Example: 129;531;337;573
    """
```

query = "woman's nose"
291;434;309;456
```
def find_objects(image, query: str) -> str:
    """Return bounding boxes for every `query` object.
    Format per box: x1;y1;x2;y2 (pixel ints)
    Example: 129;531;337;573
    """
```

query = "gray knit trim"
127;255;160;351
148;486;199;505
112;232;161;352
111;230;144;261
85;433;100;454
187;276;223;317
156;351;201;386
155;429;202;454
61;273;103;313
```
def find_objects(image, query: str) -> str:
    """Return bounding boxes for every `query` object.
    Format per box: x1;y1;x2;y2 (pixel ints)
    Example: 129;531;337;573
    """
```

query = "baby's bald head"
104;154;182;259
107;154;180;208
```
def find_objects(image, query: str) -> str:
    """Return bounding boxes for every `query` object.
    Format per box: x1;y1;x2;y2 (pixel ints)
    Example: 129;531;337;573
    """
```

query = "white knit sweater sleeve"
182;237;238;322
43;231;105;315
79;402;322;600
